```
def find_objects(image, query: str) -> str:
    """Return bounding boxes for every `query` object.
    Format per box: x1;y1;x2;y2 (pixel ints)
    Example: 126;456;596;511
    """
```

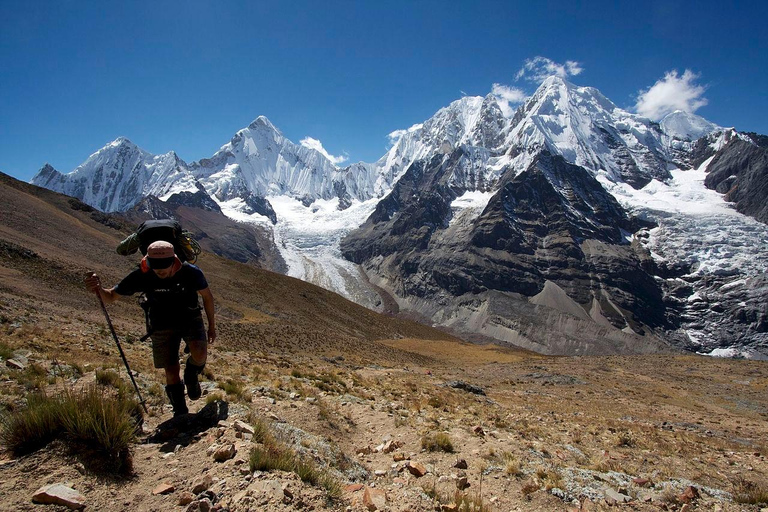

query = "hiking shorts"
150;316;207;369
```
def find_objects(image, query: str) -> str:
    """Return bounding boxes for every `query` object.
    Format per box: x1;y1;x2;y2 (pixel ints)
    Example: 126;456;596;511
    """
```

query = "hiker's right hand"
85;273;101;293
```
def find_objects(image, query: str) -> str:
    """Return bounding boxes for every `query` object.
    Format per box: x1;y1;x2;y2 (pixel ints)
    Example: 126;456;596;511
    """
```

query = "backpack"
117;219;201;264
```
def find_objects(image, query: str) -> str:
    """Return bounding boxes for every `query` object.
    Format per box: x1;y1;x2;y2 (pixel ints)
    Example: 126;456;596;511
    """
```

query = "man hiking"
85;240;215;416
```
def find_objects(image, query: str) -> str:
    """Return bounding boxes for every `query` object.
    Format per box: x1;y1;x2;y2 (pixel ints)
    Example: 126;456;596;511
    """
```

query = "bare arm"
84;273;121;304
199;287;216;344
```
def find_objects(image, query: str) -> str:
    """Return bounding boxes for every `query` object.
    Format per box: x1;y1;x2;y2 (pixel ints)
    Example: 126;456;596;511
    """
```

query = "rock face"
342;151;671;354
705;139;768;223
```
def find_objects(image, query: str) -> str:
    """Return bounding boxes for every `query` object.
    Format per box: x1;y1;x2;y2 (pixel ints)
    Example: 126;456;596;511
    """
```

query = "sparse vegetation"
0;341;13;360
733;477;768;505
95;368;123;389
421;432;454;453
615;429;637;447
249;423;341;499
0;386;139;473
498;450;522;477
219;378;247;401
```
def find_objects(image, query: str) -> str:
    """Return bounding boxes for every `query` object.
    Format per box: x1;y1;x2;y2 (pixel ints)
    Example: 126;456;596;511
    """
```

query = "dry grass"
421;432;454;453
733;477;768;505
249;419;342;500
0;385;139;473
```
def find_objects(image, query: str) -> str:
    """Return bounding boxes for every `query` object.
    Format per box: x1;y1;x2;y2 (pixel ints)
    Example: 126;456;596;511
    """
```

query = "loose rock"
363;486;387;511
406;461;427;477
213;443;236;462
191;474;213;494
32;484;86;510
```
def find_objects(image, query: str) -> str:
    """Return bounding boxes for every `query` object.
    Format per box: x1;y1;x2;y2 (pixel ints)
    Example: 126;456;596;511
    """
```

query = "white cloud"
300;137;348;165
491;83;528;117
634;69;708;121
515;56;584;83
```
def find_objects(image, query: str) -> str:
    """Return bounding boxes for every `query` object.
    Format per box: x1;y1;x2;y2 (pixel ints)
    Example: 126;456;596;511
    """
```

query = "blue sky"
2;0;767;181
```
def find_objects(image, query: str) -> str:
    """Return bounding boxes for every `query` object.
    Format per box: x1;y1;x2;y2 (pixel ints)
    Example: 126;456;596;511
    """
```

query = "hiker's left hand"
207;326;216;344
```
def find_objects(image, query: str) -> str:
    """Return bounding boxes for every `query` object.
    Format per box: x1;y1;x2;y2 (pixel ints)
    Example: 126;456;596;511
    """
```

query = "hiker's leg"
164;363;181;385
183;318;208;400
152;330;187;415
187;338;207;366
151;329;182;372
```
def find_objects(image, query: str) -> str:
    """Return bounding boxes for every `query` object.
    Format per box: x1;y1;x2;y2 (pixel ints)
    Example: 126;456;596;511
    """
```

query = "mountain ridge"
27;77;768;357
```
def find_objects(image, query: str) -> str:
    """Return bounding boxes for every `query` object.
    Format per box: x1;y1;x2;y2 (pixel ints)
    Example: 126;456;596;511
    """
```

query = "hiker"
85;241;215;416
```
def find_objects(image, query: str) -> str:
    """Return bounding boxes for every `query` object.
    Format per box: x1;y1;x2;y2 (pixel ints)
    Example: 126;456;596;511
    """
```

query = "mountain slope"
0;171;460;362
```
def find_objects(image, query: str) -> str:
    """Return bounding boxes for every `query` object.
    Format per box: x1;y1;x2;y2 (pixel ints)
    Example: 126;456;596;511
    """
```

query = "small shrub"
615;429;637;447
521;478;540;497
421;432;454;453
453;490;490;512
95;369;122;389
427;395;445;409
734;477;768;505
249;417;270;444
0;342;13;360
499;451;522;477
219;379;247;401
0;393;61;455
206;392;226;405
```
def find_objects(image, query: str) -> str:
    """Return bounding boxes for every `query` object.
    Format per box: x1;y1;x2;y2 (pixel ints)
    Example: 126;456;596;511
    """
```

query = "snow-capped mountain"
190;116;386;212
32;138;198;212
30;76;768;357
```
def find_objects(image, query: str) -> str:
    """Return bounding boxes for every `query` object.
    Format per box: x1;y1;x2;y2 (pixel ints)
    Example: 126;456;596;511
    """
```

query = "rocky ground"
0;295;767;512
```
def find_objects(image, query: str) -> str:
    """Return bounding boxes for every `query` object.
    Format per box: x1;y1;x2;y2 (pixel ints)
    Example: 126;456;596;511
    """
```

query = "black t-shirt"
114;263;208;330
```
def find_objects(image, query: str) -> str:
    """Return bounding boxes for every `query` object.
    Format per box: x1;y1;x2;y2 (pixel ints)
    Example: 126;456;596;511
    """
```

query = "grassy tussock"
421;432;455;453
733;477;768;505
422;481;491;512
0;385;139;473
249;418;342;499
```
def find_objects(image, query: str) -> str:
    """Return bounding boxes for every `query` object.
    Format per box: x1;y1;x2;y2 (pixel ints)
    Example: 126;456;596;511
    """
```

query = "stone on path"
5;359;25;370
680;485;699;502
213;443;236;462
178;491;196;506
363;486;387;511
191;474;213;494
152;482;175;495
32;484;86;510
233;419;255;435
604;488;631;504
406;461;427;477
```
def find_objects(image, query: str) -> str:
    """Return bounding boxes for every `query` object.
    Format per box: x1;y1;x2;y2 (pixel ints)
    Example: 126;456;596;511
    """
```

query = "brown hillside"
1;171;767;511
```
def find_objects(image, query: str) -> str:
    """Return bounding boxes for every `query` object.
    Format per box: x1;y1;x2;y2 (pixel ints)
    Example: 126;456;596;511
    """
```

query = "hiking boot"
184;357;205;401
165;382;188;416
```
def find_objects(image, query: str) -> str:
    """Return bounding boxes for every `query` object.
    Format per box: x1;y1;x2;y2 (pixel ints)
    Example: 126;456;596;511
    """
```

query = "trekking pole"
94;290;148;414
